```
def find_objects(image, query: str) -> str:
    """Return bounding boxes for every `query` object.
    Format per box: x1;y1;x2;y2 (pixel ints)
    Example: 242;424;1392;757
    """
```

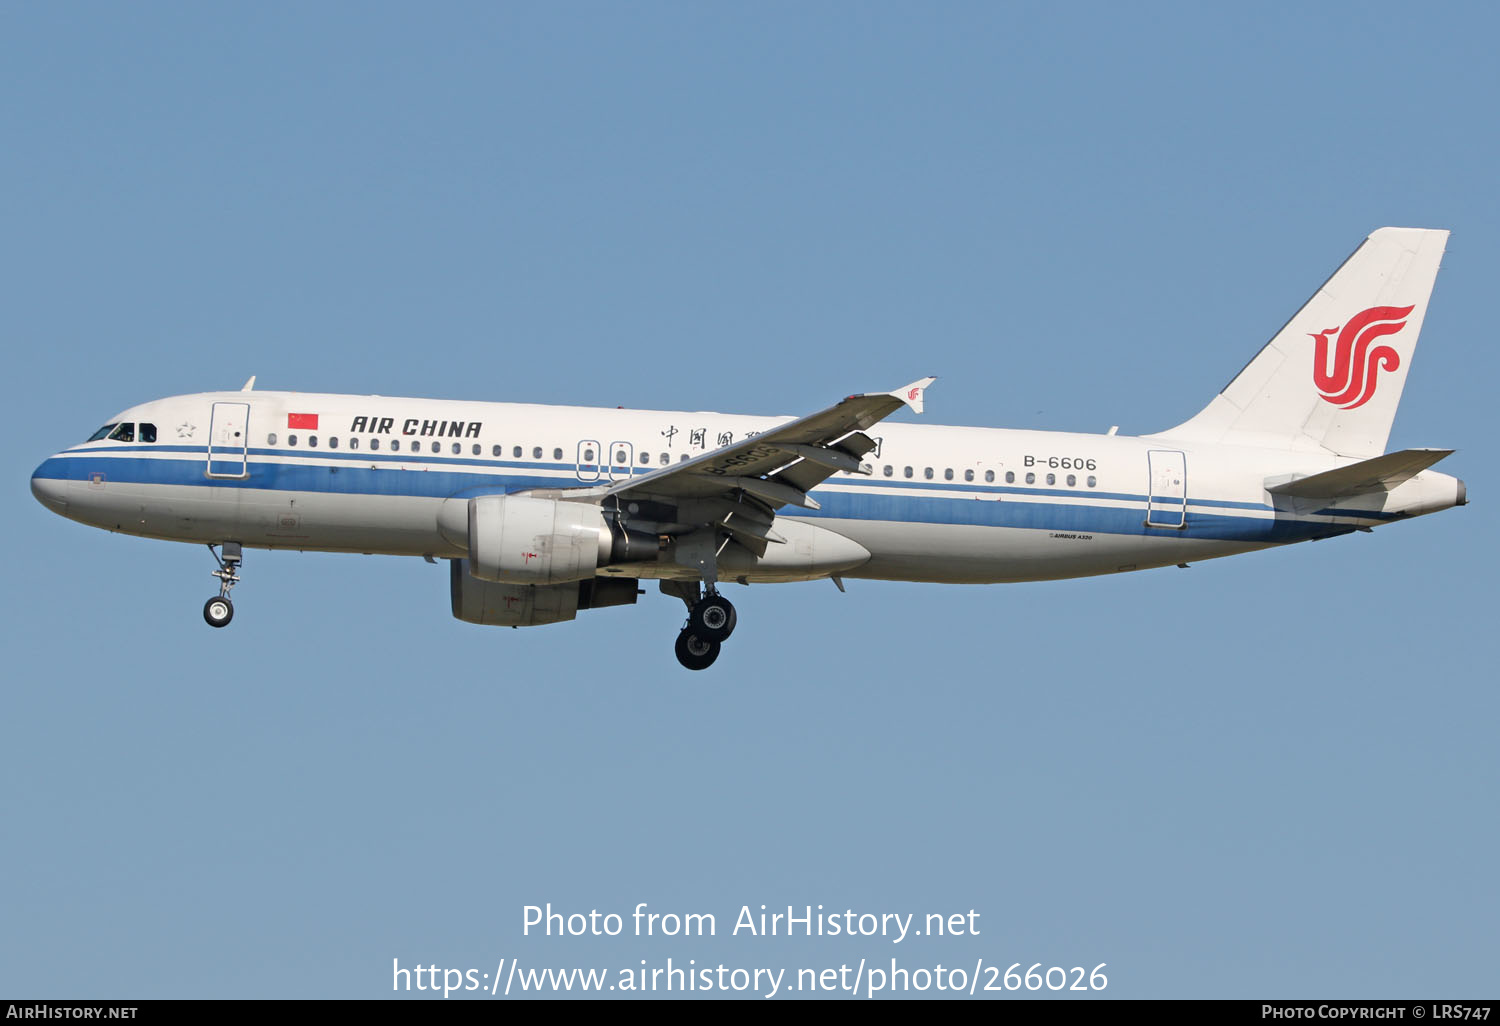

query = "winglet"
890;376;937;415
240;375;257;392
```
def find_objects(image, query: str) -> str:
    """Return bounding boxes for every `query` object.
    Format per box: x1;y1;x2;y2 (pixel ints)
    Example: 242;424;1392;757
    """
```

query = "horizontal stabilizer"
1266;448;1453;499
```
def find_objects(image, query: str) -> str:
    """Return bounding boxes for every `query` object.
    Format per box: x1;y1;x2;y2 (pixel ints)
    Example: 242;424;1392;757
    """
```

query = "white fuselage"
29;390;1465;585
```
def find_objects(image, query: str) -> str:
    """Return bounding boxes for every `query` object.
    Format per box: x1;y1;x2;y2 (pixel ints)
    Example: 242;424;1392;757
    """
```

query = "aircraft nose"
31;458;68;512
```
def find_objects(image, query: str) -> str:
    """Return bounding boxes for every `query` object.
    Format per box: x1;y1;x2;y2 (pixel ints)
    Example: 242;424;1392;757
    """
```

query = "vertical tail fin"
1153;227;1449;457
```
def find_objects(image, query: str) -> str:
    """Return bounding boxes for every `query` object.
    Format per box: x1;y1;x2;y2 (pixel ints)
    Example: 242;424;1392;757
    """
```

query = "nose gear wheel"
203;542;243;629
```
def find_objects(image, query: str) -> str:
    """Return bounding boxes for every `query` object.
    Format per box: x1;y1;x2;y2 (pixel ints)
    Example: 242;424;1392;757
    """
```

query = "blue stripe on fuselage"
75;443;1279;511
30;450;1361;543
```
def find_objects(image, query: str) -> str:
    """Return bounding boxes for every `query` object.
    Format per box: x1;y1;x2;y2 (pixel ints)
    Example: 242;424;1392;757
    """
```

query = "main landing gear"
662;581;738;670
674;628;720;671
672;590;737;671
203;542;243;628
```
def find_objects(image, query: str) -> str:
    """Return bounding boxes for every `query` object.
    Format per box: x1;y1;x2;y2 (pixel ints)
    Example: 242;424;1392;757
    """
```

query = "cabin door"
1145;449;1187;529
206;402;251;480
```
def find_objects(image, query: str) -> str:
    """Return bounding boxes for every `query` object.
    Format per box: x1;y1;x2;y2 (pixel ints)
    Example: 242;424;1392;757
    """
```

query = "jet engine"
442;494;659;586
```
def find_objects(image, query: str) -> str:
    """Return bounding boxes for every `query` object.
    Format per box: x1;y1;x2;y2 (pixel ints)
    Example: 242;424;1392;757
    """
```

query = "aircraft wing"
600;377;934;550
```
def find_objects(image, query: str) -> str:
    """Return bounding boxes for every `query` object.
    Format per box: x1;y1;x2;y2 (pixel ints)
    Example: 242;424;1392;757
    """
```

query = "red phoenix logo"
1310;305;1414;410
907;387;921;400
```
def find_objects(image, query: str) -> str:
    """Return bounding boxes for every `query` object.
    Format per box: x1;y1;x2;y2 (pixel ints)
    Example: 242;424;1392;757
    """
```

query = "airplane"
30;227;1465;670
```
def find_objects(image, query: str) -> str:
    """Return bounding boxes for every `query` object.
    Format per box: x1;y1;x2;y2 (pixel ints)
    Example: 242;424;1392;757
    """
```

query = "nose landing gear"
203;542;242;628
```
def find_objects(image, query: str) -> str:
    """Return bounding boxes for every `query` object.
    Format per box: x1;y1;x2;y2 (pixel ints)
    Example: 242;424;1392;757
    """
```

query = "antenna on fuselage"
240;376;256;392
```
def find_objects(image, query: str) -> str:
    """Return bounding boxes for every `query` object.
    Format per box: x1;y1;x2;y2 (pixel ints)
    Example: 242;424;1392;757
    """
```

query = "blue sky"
2;1;1495;999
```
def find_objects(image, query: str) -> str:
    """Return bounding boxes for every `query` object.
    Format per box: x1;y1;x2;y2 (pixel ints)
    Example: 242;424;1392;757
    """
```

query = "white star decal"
177;422;197;439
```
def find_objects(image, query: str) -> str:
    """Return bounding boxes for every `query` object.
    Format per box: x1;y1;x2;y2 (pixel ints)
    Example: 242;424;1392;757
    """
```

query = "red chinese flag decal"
287;413;319;429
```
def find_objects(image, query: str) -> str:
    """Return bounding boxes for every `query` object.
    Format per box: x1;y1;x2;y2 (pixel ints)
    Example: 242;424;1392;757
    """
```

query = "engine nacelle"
449;559;640;627
439;494;661;585
468;494;609;585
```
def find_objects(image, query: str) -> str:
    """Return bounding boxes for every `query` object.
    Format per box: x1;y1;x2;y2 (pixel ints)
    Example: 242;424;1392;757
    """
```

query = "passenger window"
492;445;501;457
430;441;440;453
615;449;627;463
308;435;318;448
1046;473;1055;485
883;465;893;477
923;467;934;480
583;447;595;462
139;423;157;443
943;468;953;481
330;437;339;449
513;446;522;458
659;453;669;466
985;470;995;483
1066;474;1076;486
451;443;460;454
639;452;650;465
288;434;298;447
1005;471;1014;484
903;466;913;478
680;454;690;463
350;437;359;450
534;447;544;459
1087;475;1097;488
552;447;562;460
108;423;135;442
472;444;480;456
267;432;278;446
370;438;380;451
964;469;974;482
1025;472;1035;484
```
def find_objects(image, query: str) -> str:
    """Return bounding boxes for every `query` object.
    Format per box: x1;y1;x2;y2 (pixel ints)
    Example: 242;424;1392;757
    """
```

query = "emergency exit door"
607;440;635;482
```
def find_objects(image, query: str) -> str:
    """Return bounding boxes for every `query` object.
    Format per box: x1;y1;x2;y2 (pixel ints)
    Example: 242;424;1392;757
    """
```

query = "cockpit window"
138;423;157;443
107;423;135;442
87;424;118;442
